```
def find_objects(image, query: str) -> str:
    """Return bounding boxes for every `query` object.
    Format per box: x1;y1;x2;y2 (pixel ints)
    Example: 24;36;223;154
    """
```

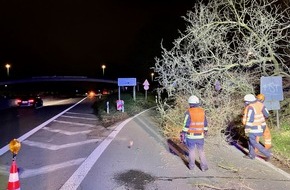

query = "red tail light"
28;99;34;103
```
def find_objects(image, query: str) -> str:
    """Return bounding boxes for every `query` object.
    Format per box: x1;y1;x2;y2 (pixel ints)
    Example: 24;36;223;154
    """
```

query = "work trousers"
186;138;208;170
248;133;271;158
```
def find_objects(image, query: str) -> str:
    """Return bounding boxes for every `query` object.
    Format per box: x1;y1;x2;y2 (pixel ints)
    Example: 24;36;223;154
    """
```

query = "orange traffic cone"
7;160;20;190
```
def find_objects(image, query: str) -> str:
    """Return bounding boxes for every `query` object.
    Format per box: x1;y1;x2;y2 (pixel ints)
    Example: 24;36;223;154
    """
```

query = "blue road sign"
118;78;136;86
260;76;283;110
260;76;283;101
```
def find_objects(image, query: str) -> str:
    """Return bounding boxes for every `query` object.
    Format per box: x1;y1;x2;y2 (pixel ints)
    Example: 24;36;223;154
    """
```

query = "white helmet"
244;94;256;102
188;95;199;104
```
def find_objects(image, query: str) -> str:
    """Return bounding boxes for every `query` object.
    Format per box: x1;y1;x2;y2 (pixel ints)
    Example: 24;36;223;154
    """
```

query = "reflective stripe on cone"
7;160;20;190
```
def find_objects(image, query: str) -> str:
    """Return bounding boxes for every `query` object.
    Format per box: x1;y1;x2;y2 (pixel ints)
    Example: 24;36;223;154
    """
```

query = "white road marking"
22;139;99;150
60;115;97;120
0;97;87;156
42;127;91;135
53;120;95;127
44;99;73;106
20;158;86;178
0;165;9;175
66;112;95;116
59;109;149;190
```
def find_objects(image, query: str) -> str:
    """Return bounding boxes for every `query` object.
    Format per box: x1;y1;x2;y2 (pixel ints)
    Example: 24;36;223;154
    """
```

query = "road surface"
1;99;290;189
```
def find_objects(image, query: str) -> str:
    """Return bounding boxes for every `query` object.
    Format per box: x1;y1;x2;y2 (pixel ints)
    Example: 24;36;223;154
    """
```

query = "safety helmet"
188;95;199;104
244;94;256;102
256;94;265;102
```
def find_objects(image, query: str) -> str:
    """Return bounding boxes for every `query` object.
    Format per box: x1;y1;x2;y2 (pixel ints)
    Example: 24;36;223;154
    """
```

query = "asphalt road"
0;96;98;189
74;109;290;190
1;98;290;189
0;97;84;147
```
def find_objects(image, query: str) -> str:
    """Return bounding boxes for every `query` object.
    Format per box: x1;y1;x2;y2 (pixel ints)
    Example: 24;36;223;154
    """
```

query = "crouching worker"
180;95;209;171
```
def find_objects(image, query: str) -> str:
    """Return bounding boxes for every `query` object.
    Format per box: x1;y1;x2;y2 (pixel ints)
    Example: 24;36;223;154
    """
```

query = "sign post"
143;79;150;101
260;76;283;128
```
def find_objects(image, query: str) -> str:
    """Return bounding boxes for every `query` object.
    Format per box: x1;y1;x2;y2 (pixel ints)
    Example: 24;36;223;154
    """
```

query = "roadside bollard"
122;102;124;112
106;101;109;114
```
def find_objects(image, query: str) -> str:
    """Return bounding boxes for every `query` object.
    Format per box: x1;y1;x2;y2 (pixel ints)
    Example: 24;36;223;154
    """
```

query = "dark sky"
0;0;195;81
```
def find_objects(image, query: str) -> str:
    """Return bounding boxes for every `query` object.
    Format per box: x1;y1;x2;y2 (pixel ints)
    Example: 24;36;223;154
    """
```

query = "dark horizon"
0;0;196;81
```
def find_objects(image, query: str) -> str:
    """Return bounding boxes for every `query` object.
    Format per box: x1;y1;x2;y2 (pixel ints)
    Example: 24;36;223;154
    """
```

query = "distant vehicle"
15;96;43;108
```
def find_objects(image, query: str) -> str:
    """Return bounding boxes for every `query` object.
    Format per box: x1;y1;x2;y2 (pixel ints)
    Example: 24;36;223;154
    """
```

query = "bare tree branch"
154;0;290;137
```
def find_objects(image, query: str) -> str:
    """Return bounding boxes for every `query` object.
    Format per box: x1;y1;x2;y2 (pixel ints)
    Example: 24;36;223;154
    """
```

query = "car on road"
15;96;43;108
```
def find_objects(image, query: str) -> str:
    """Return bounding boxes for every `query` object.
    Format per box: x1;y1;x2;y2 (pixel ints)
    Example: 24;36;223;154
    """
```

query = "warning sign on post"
143;79;149;90
116;100;124;111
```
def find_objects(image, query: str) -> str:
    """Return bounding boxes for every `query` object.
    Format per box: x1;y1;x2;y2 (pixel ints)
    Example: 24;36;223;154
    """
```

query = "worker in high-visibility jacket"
242;94;271;161
256;94;272;150
180;95;209;171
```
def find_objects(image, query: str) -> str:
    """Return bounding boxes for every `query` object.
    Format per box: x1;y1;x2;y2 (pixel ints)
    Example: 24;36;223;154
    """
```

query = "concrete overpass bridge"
0;76;119;85
0;76;141;97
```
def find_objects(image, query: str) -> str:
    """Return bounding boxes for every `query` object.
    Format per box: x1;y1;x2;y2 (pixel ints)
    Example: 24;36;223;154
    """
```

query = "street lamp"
151;73;154;81
101;65;106;76
5;64;11;77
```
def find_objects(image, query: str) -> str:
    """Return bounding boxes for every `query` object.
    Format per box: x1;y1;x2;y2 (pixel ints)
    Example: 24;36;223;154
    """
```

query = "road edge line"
59;109;150;190
0;97;87;156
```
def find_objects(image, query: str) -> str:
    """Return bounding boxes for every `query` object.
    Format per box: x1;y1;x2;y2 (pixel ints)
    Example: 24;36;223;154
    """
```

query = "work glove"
204;131;208;138
244;128;250;134
180;132;186;144
244;128;250;137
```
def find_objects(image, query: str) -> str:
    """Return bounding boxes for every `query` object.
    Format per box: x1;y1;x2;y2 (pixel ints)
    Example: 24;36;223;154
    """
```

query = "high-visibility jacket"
182;107;208;139
263;125;272;148
242;101;267;134
256;125;272;151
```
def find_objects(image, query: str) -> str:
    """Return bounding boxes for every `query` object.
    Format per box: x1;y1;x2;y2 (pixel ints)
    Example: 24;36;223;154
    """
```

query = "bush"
93;92;156;127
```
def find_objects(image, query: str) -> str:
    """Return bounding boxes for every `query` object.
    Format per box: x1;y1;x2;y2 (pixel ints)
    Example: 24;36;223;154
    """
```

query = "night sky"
0;0;195;81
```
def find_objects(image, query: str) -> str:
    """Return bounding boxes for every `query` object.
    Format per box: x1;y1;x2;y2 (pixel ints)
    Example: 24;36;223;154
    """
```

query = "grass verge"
93;92;156;127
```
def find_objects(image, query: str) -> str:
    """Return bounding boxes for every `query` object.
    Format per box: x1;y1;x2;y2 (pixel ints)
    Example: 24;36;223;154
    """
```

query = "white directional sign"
143;79;150;90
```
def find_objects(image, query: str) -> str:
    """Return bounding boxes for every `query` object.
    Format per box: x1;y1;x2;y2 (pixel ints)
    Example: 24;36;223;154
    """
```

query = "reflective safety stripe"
248;125;263;133
186;133;204;139
189;128;203;131
190;122;204;125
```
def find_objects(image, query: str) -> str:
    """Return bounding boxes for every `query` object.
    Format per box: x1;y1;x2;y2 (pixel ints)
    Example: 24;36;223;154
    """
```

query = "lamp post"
101;65;106;76
151;72;154;81
5;64;11;77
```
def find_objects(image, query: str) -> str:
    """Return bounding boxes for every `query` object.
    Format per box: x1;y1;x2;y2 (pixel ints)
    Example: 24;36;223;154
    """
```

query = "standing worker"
242;94;272;161
180;95;209;171
256;94;272;150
